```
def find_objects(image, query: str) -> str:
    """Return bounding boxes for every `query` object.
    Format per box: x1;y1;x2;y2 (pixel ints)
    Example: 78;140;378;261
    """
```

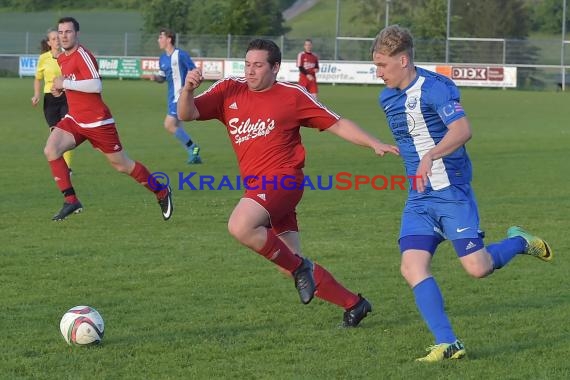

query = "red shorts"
299;76;318;94
242;171;304;235
56;117;123;153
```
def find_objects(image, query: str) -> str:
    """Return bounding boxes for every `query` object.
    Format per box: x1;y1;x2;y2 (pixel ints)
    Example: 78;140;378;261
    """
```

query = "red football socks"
259;231;360;309
48;157;77;203
130;161;167;198
313;263;360;310
257;229;303;272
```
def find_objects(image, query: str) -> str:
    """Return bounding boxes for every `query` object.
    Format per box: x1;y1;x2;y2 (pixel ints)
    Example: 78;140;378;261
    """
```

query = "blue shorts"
167;102;178;118
399;184;484;256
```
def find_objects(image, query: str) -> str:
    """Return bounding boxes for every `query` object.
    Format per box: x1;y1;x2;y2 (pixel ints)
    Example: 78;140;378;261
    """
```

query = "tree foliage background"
141;0;291;36
350;0;566;39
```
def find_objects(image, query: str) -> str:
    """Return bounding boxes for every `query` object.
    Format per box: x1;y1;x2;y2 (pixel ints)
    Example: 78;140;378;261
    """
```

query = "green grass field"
0;78;569;379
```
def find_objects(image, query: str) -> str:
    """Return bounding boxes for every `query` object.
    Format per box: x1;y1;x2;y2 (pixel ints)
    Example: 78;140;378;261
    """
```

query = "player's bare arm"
177;69;203;121
327;118;399;156
32;79;41;106
415;117;472;192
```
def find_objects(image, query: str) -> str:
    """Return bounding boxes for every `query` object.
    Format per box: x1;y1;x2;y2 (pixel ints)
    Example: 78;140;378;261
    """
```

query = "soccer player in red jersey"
45;17;173;221
297;38;319;98
177;39;399;326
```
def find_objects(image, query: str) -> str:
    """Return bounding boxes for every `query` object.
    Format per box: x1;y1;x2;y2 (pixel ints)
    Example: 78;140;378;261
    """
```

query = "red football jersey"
297;51;319;78
57;45;114;127
195;78;340;177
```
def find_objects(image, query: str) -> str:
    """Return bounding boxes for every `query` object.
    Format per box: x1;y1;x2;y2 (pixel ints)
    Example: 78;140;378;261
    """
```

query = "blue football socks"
413;277;456;344
174;127;192;148
487;236;526;269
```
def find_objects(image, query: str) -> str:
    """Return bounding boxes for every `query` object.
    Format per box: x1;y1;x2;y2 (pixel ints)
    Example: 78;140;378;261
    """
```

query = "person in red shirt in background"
297;38;319;98
177;39;399;327
45;17;173;221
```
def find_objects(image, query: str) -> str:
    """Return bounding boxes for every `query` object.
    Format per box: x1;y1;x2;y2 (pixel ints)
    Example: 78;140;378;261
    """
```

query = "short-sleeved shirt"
297;51;319;81
158;48;196;106
35;51;62;93
195;78;339;177
57;45;113;128
379;66;471;191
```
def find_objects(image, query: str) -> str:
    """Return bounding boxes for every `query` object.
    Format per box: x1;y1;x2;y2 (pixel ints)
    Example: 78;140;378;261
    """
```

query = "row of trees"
354;0;568;40
142;0;293;36
1;0;568;39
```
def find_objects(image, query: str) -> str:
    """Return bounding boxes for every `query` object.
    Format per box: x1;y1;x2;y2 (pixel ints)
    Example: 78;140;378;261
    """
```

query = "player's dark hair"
246;39;282;66
160;28;176;45
58;16;80;32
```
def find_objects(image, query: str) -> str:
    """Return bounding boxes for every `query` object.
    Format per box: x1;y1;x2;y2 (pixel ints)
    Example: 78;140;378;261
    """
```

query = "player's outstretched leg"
416;339;466;362
507;226;552;261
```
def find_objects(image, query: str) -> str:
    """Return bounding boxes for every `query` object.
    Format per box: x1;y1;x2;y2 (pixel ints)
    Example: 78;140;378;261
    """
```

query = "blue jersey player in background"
372;25;553;362
152;28;202;164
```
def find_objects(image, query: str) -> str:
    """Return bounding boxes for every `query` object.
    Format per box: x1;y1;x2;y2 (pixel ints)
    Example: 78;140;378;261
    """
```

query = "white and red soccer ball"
59;306;104;346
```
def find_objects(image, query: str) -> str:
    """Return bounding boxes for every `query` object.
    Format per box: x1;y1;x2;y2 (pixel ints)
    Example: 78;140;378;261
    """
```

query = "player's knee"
400;261;432;287
44;144;59;160
399;262;409;279
464;263;491;279
461;251;493;278
400;262;417;283
227;220;245;242
164;122;177;134
228;220;261;249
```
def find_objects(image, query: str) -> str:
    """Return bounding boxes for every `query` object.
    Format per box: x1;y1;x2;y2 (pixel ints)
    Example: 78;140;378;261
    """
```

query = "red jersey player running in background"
297;38;319;98
45;17;173;221
177;39;399;326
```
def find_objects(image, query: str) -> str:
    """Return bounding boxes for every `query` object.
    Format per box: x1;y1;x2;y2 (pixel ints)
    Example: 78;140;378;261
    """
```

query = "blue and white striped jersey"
158;48;196;105
379;66;472;191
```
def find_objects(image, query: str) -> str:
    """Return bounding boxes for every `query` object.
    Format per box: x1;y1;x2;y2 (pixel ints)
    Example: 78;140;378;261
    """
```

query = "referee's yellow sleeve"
35;53;46;81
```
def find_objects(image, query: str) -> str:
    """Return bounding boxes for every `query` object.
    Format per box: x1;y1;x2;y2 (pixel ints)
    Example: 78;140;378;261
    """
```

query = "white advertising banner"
223;60;517;88
224;60;383;84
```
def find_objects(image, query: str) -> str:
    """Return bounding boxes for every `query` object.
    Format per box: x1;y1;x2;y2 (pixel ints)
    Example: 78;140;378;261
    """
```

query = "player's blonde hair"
371;25;414;61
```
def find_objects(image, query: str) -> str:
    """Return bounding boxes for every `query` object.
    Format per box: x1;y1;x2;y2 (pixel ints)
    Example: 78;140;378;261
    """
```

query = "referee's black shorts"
43;92;68;128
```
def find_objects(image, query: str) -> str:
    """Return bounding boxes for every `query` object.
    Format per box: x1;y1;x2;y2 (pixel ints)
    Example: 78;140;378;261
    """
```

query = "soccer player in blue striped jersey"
372;25;553;362
152;28;202;164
